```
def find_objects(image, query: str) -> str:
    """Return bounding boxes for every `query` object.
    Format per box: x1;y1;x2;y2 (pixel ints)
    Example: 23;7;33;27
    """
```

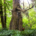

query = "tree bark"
3;0;6;28
10;0;23;31
18;12;23;31
0;0;3;28
0;0;6;29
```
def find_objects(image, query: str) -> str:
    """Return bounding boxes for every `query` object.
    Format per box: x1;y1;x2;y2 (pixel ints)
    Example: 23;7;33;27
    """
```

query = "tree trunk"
0;0;6;29
3;0;6;28
10;0;18;30
18;12;23;31
10;0;23;31
0;0;3;28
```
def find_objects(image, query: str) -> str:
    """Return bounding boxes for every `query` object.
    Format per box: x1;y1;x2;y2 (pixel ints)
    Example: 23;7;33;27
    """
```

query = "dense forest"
0;0;36;36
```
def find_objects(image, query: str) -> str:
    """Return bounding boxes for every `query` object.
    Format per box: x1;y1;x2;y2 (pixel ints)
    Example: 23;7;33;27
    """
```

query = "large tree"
10;0;23;31
9;0;34;31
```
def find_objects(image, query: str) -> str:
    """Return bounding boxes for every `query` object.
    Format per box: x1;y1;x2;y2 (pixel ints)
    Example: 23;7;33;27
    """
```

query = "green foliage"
0;30;36;36
1;0;36;30
0;0;36;36
22;8;36;29
5;0;13;29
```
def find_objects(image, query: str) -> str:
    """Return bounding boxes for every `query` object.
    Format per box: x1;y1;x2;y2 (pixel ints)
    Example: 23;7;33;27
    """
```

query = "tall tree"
10;0;18;30
3;0;6;28
0;0;3;28
0;0;6;29
9;0;34;31
10;0;23;31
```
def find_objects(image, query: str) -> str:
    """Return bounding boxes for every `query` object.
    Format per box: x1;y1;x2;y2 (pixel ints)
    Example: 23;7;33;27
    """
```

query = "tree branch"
17;5;34;12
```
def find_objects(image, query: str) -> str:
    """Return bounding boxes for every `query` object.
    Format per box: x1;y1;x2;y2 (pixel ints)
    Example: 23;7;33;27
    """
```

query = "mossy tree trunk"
10;0;18;30
10;0;23;31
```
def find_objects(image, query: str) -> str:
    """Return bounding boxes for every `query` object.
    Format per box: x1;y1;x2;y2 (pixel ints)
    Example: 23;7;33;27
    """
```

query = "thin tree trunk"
3;0;6;28
0;0;3;28
0;0;6;29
